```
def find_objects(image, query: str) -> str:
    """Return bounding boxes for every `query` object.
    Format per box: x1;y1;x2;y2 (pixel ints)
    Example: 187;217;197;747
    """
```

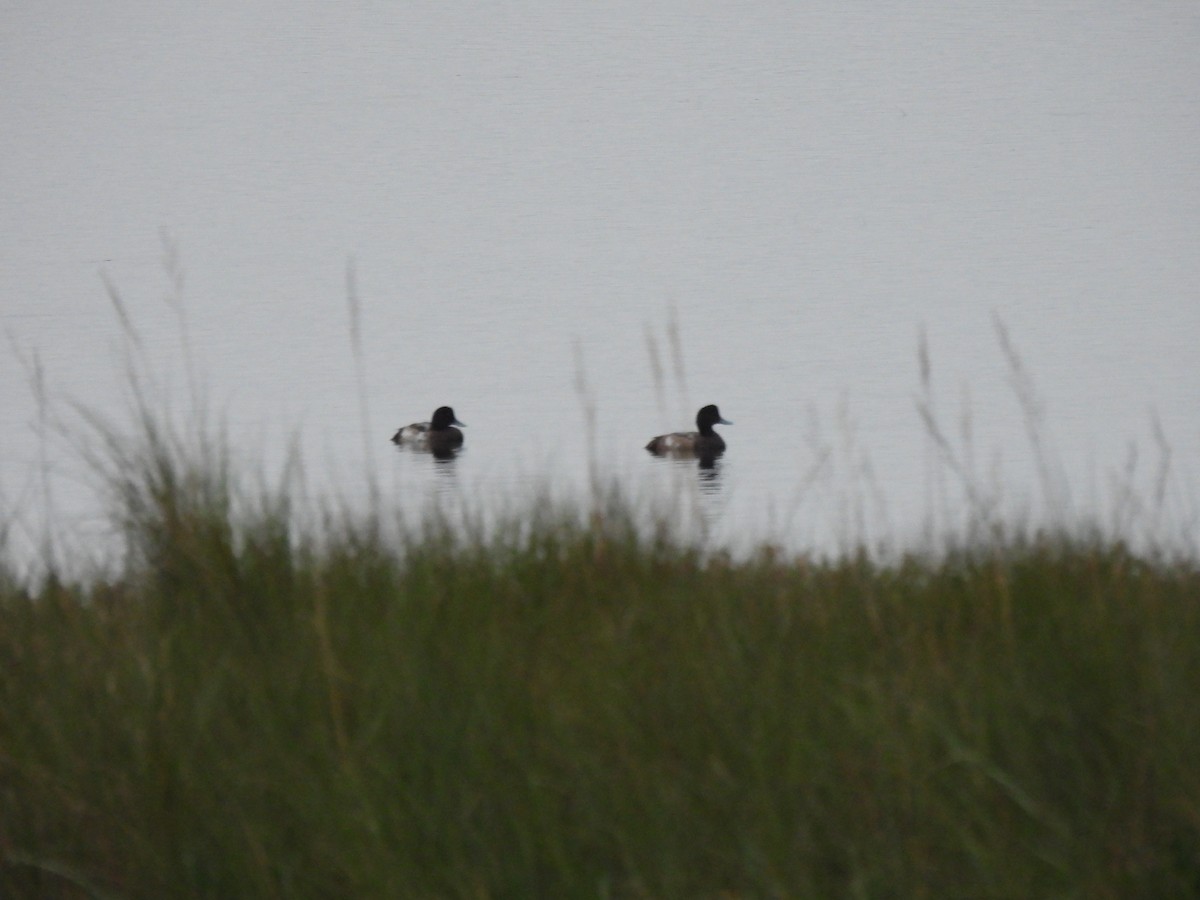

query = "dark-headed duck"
391;406;466;451
645;404;732;456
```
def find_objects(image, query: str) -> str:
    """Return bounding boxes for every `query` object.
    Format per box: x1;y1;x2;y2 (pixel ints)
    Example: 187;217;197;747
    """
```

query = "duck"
645;404;732;457
391;406;466;452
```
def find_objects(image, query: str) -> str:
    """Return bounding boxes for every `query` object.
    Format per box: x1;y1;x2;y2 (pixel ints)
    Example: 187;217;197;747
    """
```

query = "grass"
3;293;1198;897
2;404;1199;899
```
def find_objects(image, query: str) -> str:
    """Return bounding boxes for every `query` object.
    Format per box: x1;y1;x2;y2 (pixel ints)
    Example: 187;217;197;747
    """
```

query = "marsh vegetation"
2;381;1199;898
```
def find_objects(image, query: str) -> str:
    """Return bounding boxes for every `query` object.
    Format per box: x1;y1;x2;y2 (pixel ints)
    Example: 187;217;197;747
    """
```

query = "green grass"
2;419;1199;899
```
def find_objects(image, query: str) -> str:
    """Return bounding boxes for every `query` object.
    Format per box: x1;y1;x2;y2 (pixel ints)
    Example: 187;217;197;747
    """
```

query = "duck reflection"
646;449;727;541
656;450;725;494
392;439;462;473
695;452;723;494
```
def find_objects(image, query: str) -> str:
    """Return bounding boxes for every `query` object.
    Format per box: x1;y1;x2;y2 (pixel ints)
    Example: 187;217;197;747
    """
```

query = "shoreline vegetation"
2;402;1199;898
4;291;1199;896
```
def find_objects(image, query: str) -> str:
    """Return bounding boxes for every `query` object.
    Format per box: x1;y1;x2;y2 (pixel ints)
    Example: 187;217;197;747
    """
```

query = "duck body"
391;406;466;451
645;404;731;457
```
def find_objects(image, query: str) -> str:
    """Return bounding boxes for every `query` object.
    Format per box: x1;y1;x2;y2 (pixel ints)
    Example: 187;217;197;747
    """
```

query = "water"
3;2;1198;571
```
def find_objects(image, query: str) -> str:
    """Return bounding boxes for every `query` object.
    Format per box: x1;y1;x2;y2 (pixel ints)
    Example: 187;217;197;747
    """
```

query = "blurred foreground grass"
2;418;1199;899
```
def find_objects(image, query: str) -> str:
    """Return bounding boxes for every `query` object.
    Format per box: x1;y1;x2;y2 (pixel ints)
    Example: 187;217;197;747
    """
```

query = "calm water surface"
3;3;1198;571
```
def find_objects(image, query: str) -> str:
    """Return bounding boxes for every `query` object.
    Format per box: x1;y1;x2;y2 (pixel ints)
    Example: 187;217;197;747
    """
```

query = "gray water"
3;2;1199;570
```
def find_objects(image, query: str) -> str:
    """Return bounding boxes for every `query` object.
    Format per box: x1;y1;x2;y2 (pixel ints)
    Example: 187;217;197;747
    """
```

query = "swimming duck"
391;406;466;451
645;404;732;456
